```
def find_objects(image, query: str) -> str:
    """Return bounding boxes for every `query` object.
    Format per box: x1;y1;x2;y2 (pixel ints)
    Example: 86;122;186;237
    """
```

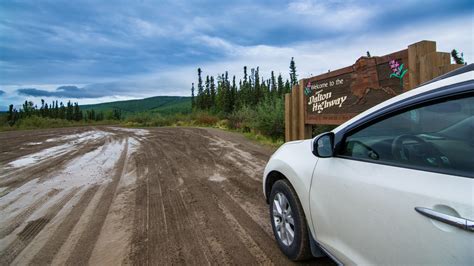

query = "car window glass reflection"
340;96;474;177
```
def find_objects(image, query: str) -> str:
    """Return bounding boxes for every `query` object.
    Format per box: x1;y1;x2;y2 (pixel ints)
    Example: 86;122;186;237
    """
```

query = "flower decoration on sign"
304;81;313;96
389;59;408;85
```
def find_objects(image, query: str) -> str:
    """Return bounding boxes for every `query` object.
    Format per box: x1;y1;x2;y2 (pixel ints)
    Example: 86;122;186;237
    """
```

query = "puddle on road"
209;173;226;182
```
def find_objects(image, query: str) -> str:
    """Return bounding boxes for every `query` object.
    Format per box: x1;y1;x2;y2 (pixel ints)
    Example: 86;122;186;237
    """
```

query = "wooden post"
285;93;292;141
298;81;306;139
408;40;436;89
419;52;450;84
291;85;299;141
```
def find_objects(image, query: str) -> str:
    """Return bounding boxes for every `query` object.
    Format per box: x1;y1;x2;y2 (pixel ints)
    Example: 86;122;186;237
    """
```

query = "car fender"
263;139;319;237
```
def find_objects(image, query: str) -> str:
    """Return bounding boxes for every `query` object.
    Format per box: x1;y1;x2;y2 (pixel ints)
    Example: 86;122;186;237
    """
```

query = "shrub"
227;106;255;132
16;116;73;129
251;97;285;140
194;112;219;126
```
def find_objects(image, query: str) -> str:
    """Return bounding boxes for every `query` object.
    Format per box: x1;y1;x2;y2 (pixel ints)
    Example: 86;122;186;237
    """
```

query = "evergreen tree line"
6;99;122;126
192;57;298;114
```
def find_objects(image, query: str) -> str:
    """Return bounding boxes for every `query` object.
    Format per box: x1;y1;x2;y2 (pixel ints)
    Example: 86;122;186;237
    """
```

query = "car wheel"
269;179;312;261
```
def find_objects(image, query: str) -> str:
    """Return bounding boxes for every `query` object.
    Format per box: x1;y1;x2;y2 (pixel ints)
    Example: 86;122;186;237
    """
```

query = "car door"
309;93;474;265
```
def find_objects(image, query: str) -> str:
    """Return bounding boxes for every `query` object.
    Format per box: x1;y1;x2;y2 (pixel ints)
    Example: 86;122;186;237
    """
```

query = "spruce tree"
7;104;14;125
277;74;284;96
197;69;203;109
40;99;45;117
254;67;261;105
205;75;210;109
231;75;237;111
216;75;224;112
223;71;232;113
191;83;195;109
55;100;59;118
73;102;81;121
59;102;66;119
289;57;298;87
210;76;216;109
66;101;73;120
197;68;203;109
270;71;277;96
285;79;291;94
44;103;49;118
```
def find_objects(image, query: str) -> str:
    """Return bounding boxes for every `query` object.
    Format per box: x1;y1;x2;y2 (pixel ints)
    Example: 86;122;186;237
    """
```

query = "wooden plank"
298;81;306;139
375;49;408;65
420;52;451;84
408;40;436;90
285;93;291;141
304;125;312;139
291;87;298;141
441;64;463;74
306;66;353;83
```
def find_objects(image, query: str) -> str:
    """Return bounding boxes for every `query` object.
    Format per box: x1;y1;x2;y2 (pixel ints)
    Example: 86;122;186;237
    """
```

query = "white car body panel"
263;67;474;264
311;158;473;265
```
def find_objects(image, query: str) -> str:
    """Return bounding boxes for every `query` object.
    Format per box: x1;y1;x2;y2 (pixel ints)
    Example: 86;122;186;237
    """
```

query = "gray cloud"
18;85;108;98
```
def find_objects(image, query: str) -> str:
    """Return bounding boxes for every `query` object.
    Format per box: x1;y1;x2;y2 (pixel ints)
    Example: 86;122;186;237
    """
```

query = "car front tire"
269;179;312;261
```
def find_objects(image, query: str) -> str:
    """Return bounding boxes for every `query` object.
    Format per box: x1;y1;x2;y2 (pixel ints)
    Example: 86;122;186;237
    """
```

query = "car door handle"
415;207;474;232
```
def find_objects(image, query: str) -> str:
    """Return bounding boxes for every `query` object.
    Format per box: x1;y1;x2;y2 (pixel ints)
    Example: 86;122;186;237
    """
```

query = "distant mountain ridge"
81;96;191;115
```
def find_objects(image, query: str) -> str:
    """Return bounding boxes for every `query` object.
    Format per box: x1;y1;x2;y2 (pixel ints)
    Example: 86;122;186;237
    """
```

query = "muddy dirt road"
0;126;333;265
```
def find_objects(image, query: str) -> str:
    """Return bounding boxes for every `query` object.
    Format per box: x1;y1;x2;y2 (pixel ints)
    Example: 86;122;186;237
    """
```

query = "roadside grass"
1;111;286;148
122;111;285;148
0;116;118;132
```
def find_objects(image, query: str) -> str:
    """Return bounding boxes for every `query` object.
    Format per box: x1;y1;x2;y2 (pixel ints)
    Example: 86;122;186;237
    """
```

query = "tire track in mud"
29;186;99;265
129;148;150;265
65;140;129;265
0;189;61;239
0;127;334;265
155;131;231;264
143;142;169;265
128;128;279;264
0;188;79;265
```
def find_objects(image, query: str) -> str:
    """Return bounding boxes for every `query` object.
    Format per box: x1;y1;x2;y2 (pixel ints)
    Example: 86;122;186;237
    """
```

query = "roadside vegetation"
123;58;299;145
0;99;122;131
2;59;299;146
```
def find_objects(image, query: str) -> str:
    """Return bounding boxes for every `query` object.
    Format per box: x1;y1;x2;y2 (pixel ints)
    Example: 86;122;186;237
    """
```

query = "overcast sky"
0;0;472;110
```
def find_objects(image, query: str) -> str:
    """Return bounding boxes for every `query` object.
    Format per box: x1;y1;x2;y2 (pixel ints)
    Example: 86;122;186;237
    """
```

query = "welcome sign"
304;50;408;125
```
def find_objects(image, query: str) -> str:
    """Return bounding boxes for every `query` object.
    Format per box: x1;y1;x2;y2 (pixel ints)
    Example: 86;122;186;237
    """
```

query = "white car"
263;65;473;264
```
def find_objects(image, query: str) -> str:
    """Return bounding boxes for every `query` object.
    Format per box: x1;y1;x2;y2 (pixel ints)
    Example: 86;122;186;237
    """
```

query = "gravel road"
0;126;333;265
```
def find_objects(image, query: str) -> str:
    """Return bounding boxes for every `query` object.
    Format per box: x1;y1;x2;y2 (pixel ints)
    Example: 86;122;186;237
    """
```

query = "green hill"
81;96;191;116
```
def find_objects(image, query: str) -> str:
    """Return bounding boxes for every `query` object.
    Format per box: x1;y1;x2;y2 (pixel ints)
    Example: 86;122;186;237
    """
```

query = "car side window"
339;95;474;177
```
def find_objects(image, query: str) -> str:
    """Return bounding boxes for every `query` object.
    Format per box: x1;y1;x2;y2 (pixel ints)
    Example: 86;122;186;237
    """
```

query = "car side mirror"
312;132;334;158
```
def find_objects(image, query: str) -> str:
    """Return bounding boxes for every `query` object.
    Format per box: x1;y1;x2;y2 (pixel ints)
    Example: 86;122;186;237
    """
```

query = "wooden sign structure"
285;40;464;141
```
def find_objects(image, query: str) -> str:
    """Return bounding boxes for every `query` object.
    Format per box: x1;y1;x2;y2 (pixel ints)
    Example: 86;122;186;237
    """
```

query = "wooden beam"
291;86;298;141
298;80;306;139
419;52;451;84
408;40;436;90
285;93;291;141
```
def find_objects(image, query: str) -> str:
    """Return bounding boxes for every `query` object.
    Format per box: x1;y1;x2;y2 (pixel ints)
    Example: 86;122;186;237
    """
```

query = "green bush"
250;97;285;140
16;116;73;129
227;106;255;132
125;112;172;127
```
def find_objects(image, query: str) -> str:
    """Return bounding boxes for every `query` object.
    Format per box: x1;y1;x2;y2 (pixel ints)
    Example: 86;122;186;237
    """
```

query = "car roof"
333;64;474;134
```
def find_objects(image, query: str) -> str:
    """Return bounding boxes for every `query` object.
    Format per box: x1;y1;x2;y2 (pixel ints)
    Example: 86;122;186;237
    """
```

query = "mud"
0;126;333;265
